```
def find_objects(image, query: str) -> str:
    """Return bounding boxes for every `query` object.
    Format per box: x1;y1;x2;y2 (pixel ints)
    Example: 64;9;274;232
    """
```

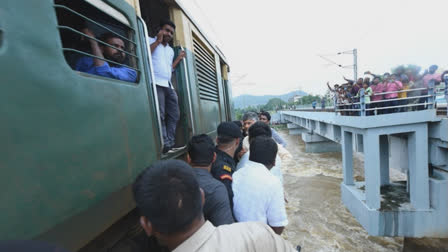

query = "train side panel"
0;0;158;246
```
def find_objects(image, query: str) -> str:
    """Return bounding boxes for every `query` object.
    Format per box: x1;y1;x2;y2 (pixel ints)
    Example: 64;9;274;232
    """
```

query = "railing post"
334;95;338;115
428;80;435;109
444;75;448;116
360;88;366;116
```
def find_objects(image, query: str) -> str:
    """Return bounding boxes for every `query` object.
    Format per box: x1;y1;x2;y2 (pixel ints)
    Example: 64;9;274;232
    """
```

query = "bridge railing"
334;79;448;116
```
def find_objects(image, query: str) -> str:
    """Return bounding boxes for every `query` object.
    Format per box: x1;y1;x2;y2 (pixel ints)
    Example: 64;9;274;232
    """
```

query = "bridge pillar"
301;132;341;153
364;131;382;209
379;135;390;186
408;123;429;209
342;131;354;185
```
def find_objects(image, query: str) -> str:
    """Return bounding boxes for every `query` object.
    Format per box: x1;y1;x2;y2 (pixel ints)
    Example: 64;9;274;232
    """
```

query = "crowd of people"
133;111;298;251
327;65;447;115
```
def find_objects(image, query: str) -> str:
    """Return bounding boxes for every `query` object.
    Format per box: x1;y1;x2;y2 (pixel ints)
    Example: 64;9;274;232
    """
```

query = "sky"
180;0;448;97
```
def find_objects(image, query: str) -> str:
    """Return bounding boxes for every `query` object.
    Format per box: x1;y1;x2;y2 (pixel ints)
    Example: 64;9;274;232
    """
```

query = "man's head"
390;73;397;81
133;160;203;240
429;65;438;74
362;82;369;89
248;121;272;143
242;112;258;132
249;136;278;169
373;76;381;84
356;78;363;85
160;19;176;44
216;122;242;154
187;134;216;168
258;111;271;125
99;33;126;64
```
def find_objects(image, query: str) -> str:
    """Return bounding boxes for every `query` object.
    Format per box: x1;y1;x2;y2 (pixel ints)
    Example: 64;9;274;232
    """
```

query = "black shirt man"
187;134;234;226
211;122;242;208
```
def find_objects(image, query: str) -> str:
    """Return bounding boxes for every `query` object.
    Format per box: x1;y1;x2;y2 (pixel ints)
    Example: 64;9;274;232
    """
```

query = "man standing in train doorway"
149;19;186;153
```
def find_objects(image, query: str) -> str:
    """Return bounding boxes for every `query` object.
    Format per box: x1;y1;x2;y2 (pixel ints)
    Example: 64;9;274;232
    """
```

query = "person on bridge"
149;19;186;153
384;74;403;113
187;134;235;226
133;159;296;252
312;100;317;109
355;82;373;115
321;97;326;109
232;136;288;235
75;29;137;82
211;122;242;208
259;111;287;147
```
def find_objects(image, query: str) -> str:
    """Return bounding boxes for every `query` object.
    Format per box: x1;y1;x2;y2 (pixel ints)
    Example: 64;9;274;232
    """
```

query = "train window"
54;0;140;83
192;33;219;102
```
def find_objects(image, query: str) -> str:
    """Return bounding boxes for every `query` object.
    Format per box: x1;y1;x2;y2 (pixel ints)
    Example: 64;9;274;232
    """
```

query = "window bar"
62;48;140;72
58;26;138;59
54;4;136;46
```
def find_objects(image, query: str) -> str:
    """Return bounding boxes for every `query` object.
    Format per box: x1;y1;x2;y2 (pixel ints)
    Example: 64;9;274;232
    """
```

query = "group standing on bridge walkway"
326;64;448;116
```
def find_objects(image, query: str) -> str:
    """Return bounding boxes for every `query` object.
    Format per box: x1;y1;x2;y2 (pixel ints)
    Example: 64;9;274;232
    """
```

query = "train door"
139;0;193;155
220;63;233;121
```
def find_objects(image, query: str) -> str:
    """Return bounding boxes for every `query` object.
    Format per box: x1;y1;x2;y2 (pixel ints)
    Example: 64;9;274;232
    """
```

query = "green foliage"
261;98;287;111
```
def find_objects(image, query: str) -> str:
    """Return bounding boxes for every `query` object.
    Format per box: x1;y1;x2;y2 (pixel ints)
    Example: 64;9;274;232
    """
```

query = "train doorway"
139;0;193;155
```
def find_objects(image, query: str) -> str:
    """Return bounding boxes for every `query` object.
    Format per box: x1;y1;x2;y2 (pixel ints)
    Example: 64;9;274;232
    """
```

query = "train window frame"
54;0;141;84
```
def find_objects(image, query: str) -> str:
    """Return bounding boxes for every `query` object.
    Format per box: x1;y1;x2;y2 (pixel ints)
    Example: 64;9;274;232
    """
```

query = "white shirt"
236;152;283;184
232;160;288;227
148;37;174;88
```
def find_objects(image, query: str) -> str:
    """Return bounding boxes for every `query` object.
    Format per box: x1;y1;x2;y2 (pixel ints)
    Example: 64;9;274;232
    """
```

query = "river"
277;129;447;252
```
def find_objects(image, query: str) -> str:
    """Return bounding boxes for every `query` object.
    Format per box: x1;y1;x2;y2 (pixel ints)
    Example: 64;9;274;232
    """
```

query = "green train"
0;0;234;250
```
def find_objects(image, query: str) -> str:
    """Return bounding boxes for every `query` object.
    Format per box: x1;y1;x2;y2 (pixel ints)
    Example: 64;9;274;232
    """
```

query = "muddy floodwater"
277;129;447;252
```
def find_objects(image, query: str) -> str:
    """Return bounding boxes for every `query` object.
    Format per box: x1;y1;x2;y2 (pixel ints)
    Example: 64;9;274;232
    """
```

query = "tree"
261;98;287;111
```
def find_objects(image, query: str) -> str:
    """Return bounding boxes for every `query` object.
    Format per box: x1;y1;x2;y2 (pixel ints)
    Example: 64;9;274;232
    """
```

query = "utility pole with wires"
319;48;358;81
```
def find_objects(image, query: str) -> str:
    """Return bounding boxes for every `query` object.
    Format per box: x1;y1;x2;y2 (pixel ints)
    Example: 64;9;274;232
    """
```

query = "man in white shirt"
149;19;186;153
232;136;288;235
236;121;283;184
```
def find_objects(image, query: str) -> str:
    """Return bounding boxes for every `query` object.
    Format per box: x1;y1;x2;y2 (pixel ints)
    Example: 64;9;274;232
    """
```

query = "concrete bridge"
280;108;448;238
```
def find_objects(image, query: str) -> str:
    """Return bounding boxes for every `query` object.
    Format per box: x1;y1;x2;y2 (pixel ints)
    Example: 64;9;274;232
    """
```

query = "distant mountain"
233;90;308;109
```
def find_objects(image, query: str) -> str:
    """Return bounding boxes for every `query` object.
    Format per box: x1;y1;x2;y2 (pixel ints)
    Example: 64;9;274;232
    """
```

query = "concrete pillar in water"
301;132;341;153
379;135;390;186
364;131;381;210
342;131;354;185
408;123;429;210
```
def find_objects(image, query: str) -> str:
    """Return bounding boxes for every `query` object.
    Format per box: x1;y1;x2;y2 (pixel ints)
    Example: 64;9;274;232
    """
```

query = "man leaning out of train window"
75;28;137;82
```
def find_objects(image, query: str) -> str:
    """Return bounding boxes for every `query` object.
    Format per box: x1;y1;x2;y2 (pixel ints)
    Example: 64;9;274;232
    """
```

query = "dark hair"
160;19;176;30
99;32;123;44
259;111;271;121
232;120;242;128
217;135;237;145
187;134;215;166
248;121;272;142
249;137;278;167
133;160;202;234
